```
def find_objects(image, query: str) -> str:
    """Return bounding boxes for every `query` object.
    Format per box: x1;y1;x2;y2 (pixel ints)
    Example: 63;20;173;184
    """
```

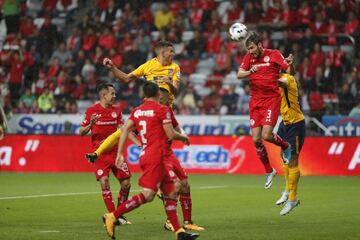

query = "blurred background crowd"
0;0;359;119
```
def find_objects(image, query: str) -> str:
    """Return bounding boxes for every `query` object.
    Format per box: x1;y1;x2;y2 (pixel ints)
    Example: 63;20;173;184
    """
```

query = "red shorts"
164;152;188;181
138;148;176;195
249;96;281;128
94;150;131;181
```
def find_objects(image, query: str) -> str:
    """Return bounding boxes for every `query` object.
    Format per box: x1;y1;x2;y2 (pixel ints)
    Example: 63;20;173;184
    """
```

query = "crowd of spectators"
0;0;360;119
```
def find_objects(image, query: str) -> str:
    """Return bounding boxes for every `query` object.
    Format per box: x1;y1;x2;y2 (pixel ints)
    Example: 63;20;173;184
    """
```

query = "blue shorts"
277;120;306;155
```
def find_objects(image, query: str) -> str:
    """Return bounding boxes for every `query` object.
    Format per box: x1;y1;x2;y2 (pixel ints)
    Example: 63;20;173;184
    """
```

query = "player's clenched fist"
250;66;258;73
103;58;114;68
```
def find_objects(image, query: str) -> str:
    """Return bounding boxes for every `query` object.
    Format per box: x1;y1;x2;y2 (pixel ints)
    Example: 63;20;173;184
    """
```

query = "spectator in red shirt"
309;42;325;74
98;27;117;50
326;18;339;45
344;11;359;36
20;16;36;37
309;12;328;34
82;28;97;52
207;29;223;55
297;1;312;25
214;45;231;74
9;49;26;103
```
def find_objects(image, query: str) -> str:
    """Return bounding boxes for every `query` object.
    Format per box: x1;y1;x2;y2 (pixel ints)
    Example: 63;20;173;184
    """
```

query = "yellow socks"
288;166;300;201
95;129;122;156
283;164;290;193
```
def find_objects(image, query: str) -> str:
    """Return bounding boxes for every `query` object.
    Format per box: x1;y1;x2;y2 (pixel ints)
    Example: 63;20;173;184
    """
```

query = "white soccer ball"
229;22;248;41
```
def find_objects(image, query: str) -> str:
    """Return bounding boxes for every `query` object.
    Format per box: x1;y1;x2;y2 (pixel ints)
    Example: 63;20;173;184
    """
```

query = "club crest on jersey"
97;169;104;176
264;56;270;62
168;69;173;76
111;112;117;118
250;119;255;126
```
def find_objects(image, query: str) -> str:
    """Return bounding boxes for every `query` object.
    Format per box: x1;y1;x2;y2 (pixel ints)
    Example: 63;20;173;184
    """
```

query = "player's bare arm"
285;54;295;75
79;113;100;136
0;125;4;140
163;123;190;145
116;120;134;168
103;58;138;83
237;66;258;79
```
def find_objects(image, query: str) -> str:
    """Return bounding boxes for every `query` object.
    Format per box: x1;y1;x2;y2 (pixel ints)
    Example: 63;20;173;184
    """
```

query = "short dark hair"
245;32;262;47
143;81;159;98
155;41;173;52
97;82;115;94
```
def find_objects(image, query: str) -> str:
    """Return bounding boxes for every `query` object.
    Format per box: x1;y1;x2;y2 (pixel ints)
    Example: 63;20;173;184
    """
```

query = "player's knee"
288;155;299;168
180;180;190;193
121;180;131;191
172;179;181;192
143;190;156;202
261;132;273;142
99;177;110;189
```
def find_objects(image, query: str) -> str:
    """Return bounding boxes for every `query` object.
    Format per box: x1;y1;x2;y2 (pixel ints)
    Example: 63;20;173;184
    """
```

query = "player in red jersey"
79;83;141;225
237;32;295;189
102;82;199;240
157;84;204;232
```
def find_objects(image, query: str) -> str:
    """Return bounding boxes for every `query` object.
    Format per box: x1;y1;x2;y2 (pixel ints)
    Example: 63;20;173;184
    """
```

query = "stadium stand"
0;0;359;120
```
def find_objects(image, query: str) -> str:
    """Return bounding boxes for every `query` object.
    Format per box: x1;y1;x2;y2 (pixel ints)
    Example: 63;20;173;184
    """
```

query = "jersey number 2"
139;120;148;144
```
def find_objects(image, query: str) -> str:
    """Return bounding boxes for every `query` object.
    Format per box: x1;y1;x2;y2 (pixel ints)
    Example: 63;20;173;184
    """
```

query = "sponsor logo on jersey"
134;110;154;118
95;120;117;125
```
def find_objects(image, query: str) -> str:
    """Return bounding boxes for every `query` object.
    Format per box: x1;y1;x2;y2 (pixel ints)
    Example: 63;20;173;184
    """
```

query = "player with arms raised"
86;41;180;162
237;32;294;189
102;82;199;240
79;83;141;225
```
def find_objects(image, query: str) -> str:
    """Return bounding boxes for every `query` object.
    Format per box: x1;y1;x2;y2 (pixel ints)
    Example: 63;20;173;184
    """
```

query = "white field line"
0;185;228;200
38;230;60;233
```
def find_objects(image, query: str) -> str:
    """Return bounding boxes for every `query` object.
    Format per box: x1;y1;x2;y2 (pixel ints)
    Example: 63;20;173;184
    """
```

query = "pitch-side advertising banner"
1;135;360;176
322;115;360;136
8;114;251;135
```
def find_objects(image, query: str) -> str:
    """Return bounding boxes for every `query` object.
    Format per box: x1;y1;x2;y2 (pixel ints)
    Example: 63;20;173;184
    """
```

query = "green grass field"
0;173;359;240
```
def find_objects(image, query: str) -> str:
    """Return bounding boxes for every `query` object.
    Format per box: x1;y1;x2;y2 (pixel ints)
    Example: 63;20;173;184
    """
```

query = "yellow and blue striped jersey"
279;74;305;125
131;58;180;106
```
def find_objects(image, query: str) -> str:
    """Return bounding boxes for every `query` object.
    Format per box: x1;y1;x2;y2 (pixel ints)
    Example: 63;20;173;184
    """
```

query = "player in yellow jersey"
85;41;180;162
275;73;305;216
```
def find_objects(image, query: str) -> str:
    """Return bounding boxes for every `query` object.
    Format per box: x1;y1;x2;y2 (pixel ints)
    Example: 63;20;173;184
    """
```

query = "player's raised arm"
285;54;295;75
79;113;100;136
103;58;138;83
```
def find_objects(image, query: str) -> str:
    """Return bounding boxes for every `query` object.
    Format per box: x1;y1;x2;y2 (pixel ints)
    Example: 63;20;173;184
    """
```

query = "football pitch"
0;173;359;240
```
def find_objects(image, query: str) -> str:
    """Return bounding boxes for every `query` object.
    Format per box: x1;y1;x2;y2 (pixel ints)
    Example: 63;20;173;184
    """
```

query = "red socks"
180;192;192;222
272;133;289;150
101;187;115;212
254;142;273;173
117;188;130;207
113;193;146;219
164;197;181;231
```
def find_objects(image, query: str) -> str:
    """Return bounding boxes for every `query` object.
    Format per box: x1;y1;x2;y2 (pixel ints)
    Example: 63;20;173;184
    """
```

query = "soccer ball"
229;23;248;41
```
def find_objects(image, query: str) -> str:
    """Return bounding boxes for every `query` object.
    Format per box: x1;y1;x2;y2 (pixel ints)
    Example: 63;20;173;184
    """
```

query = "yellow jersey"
279;74;305;125
131;58;180;106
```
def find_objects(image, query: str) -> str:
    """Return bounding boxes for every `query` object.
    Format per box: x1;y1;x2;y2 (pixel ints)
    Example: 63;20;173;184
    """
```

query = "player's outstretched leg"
96;129;122;156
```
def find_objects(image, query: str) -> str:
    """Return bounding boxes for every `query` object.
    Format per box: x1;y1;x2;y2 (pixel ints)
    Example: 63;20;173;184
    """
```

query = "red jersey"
82;103;123;150
129;100;172;155
240;49;289;99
